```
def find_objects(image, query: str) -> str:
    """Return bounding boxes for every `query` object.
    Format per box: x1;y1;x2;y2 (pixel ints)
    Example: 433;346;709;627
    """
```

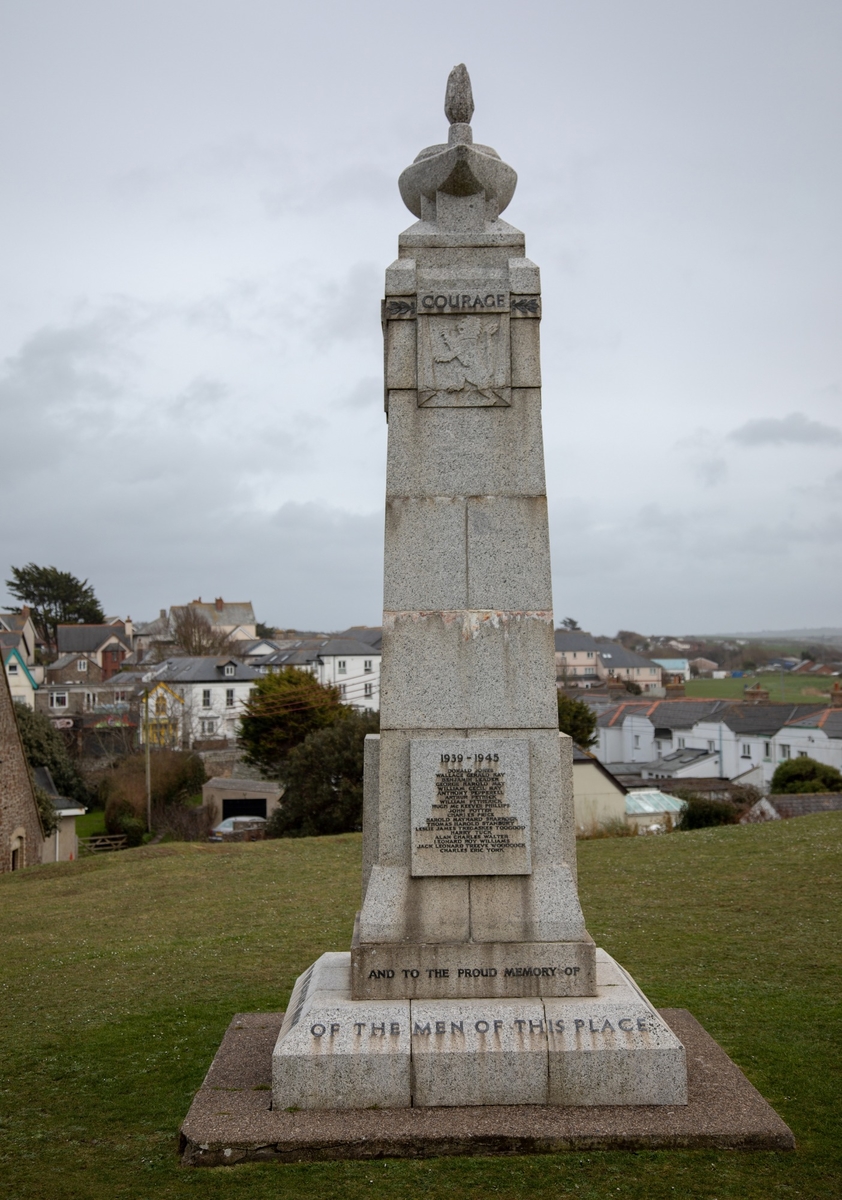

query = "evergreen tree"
6;563;105;647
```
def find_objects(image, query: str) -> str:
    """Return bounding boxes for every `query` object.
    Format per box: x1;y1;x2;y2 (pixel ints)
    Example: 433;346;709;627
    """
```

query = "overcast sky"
1;0;840;636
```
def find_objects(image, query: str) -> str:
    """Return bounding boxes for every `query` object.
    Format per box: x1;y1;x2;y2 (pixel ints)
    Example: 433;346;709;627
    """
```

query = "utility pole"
144;689;152;833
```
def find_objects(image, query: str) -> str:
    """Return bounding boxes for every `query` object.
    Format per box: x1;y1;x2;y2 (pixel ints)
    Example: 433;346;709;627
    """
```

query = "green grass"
686;674;835;703
1;819;841;1199
75;810;107;838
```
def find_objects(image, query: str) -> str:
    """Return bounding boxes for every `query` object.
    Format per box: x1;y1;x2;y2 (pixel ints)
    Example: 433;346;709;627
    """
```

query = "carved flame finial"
444;64;474;125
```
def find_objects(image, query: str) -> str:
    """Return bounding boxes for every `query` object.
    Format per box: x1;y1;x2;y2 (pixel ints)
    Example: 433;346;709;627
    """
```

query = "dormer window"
224;664;235;677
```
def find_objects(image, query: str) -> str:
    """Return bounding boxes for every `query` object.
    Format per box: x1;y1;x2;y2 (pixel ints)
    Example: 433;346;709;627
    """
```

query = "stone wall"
0;668;44;870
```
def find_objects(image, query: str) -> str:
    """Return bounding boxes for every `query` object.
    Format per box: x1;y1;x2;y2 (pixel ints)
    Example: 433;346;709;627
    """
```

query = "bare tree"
163;608;237;658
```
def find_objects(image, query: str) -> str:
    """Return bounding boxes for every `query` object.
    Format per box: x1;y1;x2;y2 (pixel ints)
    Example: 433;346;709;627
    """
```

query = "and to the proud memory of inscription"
410;739;531;876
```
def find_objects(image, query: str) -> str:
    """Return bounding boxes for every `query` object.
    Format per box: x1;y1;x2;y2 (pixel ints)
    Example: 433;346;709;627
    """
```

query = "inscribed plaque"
410;739;531;876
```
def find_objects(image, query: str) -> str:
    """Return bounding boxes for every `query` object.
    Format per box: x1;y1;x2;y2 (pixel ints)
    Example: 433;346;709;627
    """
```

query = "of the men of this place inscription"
410;739;531;876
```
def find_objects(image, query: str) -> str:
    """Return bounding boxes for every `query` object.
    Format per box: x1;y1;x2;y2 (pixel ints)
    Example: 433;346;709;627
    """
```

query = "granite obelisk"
272;67;688;1110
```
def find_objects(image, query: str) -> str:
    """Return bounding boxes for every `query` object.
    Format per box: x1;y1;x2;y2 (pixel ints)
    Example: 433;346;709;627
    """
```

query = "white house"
2;642;38;709
595;698;840;786
260;634;381;713
139;657;262;748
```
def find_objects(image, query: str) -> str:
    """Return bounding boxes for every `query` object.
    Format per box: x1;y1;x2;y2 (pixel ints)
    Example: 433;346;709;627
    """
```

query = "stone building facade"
0;663;44;870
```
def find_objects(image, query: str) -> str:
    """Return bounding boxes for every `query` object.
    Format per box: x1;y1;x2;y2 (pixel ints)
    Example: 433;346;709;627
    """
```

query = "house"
554;631;662;692
2;636;38;709
202;777;283;824
651;658;690;682
594;697;836;786
690;657;719;675
261;635;382;712
0;662;44;870
138;657;262;748
169;598;257;642
34;766;85;863
571;745;627;833
791;660;839;677
0;609;39;665
56;624;132;679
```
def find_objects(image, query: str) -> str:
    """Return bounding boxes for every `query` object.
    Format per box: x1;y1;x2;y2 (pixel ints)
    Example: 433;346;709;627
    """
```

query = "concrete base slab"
180;1008;794;1165
273;950;686;1109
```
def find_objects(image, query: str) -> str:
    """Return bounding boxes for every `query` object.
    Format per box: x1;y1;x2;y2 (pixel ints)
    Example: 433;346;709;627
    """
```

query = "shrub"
673;792;739;831
267;710;380;838
770;756;842;795
238;668;346;777
101;750;207;837
557;694;597;748
13;703;94;808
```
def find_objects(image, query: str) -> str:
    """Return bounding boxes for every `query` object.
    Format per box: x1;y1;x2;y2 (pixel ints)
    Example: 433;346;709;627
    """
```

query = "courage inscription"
410;739;531;877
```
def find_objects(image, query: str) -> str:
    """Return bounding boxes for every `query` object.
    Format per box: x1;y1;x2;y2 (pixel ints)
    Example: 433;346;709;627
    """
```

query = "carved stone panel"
417;314;511;407
410;738;531;876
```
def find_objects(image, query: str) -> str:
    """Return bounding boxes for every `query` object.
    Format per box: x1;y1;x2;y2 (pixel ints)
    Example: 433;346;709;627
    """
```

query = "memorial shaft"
351;66;596;1000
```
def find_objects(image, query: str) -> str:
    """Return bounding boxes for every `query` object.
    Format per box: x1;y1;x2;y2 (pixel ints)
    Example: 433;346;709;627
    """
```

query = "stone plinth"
272;950;686;1110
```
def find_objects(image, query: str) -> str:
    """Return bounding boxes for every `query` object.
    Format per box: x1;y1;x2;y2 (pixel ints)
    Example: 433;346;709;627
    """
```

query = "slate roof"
783;707;842;737
720;703;827;735
204;777;283;794
554;630;601;652
336;626;383;650
318;638;381;657
57;625;131;654
597;699;728;729
0;613;29;632
151;657;261;683
596;642;660;670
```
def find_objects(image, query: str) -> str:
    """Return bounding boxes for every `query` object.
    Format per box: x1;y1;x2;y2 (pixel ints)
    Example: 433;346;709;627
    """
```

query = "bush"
239;668;346;777
13;703;94;808
770;756;842;795
151;802;213;842
267;710;380;838
557;694;597;748
673;792;739;831
101;750;207;837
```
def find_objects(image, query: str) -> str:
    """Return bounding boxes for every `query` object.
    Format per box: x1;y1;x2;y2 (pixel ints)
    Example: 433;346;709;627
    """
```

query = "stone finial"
445;64;474;126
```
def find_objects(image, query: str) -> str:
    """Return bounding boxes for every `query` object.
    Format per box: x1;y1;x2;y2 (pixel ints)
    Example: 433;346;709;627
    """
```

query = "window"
364;660;372;673
584;667;596;676
650;668;657;675
677;737;686;749
708;740;715;752
224;664;235;678
226;688;235;708
85;692;96;711
633;735;640;749
200;719;216;735
339;683;347;698
779;744;791;760
50;692;68;708
202;689;212;708
8;662;18;675
77;659;88;672
586;651;593;658
114;690;127;704
764;742;771;758
741;743;751;758
156;696;167;715
364;682;373;698
797;751;808;758
338;660;347;675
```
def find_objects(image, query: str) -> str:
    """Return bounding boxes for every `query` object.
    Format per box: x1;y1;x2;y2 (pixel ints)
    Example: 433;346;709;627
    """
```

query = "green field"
686;674;835;704
75;810;107;839
2;819;841;1199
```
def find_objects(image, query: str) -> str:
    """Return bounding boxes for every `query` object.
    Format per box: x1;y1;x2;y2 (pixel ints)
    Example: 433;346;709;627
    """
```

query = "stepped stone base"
271;949;686;1110
180;1008;795;1166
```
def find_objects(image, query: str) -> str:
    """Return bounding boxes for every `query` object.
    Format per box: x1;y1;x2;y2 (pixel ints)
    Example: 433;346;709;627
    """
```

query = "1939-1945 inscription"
410;739;531;876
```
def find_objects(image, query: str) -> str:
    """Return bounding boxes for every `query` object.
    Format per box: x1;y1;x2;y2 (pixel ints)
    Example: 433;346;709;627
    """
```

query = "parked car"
209;815;267;842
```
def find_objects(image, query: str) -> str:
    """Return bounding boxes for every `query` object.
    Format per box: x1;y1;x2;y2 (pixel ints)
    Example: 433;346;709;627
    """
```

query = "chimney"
831;683;842;708
160;609;166;619
215;597;224;612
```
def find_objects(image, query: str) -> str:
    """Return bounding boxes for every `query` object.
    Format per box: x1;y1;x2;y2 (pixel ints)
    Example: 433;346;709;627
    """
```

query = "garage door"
222;797;268;820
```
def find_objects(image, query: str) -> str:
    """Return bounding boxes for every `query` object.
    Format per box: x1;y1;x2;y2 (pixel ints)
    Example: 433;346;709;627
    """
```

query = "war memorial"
180;67;794;1163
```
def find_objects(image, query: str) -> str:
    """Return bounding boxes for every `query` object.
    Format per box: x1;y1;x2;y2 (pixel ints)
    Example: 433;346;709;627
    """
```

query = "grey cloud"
695;458;728;487
339;376;381;409
729;412;842;447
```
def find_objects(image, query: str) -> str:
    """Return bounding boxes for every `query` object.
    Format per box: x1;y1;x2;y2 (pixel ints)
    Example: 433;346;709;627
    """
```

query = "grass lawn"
685;675;835;703
75;810;107;839
1;818;840;1199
